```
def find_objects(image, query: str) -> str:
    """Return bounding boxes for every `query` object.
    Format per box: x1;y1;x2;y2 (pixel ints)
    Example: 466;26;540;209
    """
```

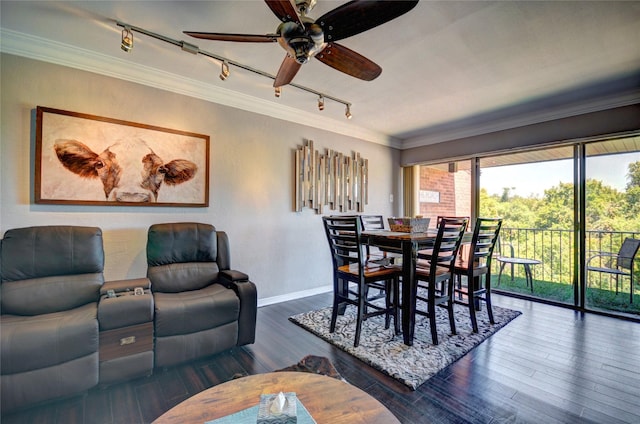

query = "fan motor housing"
277;21;326;64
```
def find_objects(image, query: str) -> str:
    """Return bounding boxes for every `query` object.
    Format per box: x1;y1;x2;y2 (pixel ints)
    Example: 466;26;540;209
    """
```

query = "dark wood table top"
152;371;401;424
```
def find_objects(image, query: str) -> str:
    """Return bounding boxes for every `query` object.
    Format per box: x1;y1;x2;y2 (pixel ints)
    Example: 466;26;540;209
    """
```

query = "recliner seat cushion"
1;303;98;374
153;284;239;337
148;262;219;293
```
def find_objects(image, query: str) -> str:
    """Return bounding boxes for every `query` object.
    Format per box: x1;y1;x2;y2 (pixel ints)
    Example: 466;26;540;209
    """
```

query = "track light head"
318;95;325;111
345;104;352;119
275;87;282;98
219;60;230;81
121;27;134;52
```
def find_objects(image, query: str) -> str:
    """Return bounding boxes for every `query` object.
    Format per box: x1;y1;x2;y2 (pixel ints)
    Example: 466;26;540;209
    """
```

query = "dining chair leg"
485;292;495;325
468;289;479;333
485;276;496;325
330;289;340;333
428;297;439;345
354;291;366;347
393;277;400;334
384;280;392;330
447;279;457;336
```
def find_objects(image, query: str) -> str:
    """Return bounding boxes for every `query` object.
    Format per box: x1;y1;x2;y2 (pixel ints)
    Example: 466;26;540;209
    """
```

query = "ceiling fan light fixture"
219;60;230;81
345;104;352;120
275;87;282;98
318;95;324;111
121;27;134;52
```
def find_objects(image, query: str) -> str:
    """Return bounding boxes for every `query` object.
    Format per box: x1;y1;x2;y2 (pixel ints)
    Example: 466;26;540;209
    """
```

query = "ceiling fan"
184;0;418;87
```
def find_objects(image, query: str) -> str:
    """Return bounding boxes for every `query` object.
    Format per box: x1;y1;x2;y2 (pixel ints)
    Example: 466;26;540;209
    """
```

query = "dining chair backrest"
322;216;365;271
465;218;503;269
426;217;469;274
617;238;640;270
360;215;385;231
436;216;470;230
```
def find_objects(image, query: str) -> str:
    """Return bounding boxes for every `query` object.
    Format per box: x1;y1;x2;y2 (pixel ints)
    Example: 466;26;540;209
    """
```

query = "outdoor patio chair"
587;237;640;303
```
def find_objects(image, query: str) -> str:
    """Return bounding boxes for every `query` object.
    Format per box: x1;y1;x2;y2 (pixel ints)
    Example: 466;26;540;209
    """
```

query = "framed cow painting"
35;106;210;207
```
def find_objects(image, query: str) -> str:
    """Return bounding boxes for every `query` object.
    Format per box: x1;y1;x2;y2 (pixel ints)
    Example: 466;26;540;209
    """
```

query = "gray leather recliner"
146;222;257;368
0;226;104;413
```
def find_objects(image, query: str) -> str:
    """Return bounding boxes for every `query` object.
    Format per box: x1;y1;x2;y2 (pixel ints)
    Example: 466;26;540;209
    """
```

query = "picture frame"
35;106;209;207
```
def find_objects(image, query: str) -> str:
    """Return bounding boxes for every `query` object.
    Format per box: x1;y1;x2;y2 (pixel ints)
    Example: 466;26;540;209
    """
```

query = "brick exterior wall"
419;166;471;227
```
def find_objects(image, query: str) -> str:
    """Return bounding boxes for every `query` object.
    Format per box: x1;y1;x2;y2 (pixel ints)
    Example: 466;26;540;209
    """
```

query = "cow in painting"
53;138;198;202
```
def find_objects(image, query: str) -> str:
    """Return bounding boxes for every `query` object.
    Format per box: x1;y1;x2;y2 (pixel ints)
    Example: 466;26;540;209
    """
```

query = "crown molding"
1;28;401;149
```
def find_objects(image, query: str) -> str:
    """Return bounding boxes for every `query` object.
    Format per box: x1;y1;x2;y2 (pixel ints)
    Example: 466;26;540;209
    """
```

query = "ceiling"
2;1;639;149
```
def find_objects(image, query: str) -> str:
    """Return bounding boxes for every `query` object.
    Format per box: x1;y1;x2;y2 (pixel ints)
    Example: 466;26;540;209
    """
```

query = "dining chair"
587;237;640;303
452;218;503;333
359;214;402;265
412;217;469;345
322;216;401;347
436;216;470;229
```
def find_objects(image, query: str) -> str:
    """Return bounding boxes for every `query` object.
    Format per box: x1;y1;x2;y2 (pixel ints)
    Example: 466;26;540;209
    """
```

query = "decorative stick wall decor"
294;139;368;214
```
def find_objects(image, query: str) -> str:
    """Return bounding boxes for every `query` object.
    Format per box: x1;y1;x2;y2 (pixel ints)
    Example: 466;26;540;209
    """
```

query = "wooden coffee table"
152;371;400;424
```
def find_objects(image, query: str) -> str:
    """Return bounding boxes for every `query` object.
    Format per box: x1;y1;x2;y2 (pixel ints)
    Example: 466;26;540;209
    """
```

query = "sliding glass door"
478;146;576;306
413;133;640;318
584;138;640;316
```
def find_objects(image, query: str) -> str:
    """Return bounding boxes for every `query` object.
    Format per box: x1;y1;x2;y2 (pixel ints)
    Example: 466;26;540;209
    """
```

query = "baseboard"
257;285;332;308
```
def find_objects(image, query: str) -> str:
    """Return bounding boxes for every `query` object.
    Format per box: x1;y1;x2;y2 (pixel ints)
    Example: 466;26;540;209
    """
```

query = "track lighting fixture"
219;60;230;81
116;21;353;119
121;27;134;52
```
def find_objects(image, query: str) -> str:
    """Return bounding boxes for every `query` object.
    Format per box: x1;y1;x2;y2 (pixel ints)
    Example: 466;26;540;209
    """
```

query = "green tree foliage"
535;182;574;230
625;162;640;219
480;161;640;232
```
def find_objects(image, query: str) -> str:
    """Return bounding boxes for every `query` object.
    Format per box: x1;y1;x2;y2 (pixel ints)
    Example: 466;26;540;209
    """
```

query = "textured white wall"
1;54;401;303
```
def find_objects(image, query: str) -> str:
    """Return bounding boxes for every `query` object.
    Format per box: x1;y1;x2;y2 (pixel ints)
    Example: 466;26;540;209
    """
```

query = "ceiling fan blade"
317;0;418;42
315;43;382;81
184;32;279;43
274;55;303;87
264;0;304;26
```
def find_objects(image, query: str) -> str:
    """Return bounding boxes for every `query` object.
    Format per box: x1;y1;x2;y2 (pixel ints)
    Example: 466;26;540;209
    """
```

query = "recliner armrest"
218;270;256;346
98;278;154;330
219;270;249;285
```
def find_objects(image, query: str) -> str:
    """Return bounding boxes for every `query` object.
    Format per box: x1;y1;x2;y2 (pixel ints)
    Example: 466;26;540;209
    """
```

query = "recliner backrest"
146;222;230;293
0;226;104;315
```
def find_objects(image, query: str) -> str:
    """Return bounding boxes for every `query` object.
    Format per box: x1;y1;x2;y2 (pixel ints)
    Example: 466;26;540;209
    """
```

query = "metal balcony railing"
496;228;640;285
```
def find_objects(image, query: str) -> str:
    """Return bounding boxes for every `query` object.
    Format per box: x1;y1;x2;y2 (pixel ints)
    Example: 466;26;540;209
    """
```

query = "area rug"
289;299;521;390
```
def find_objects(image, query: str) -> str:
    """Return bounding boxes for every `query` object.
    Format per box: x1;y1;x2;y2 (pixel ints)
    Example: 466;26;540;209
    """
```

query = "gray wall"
1;54;401;304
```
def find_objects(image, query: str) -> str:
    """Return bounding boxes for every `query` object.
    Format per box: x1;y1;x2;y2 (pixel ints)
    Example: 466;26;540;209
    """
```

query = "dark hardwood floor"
3;292;639;423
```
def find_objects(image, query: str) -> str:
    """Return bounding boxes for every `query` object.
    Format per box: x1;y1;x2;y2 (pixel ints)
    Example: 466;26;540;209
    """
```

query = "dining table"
362;229;472;346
